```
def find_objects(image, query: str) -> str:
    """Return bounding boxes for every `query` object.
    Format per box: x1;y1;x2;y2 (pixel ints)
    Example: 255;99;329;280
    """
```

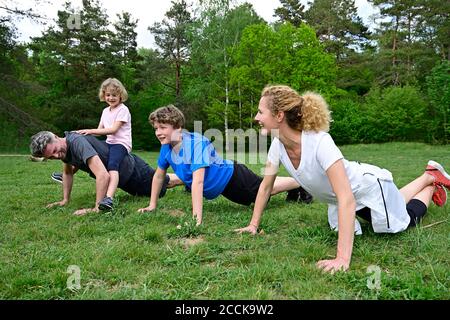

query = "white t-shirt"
100;103;132;152
267;131;410;234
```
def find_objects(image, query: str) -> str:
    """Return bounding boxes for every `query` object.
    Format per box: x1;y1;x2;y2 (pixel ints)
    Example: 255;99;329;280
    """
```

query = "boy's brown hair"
149;104;185;129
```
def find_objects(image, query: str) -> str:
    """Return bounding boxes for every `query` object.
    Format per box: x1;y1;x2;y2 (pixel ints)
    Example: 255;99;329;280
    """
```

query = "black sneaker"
98;196;114;211
51;172;63;184
286;186;313;204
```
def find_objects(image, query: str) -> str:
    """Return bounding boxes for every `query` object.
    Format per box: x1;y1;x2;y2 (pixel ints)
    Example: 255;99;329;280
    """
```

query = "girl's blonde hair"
98;78;128;102
261;85;331;132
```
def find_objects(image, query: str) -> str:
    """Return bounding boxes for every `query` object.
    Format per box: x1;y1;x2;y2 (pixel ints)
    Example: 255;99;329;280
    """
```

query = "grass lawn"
0;142;448;299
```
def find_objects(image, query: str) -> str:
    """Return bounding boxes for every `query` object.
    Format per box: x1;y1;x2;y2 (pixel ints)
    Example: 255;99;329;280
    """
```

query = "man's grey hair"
30;131;57;157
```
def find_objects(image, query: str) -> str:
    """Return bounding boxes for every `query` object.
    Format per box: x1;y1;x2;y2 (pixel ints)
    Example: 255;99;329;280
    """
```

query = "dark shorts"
356;199;427;228
120;155;169;197
107;143;128;171
221;162;263;206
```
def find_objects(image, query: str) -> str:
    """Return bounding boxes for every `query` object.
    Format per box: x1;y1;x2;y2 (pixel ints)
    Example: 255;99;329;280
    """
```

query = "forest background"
0;0;449;153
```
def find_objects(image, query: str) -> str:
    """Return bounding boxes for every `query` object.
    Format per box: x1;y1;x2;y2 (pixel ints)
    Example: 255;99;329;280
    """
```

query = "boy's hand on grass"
192;213;202;226
46;200;68;208
316;257;350;274
234;224;258;235
73;207;99;216
138;206;155;213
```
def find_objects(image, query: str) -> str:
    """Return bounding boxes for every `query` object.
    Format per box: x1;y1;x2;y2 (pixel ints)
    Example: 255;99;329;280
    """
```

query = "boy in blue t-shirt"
137;104;312;225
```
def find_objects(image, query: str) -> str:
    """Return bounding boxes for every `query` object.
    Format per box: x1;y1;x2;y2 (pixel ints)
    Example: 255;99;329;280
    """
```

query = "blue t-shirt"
157;131;234;199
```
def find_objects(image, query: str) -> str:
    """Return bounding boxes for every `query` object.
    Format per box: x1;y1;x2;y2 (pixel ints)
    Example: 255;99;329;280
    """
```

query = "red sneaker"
432;184;447;207
426;160;450;189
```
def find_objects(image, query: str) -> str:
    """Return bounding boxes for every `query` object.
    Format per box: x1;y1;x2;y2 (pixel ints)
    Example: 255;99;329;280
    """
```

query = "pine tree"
149;0;193;100
306;0;370;61
274;0;306;27
112;12;138;65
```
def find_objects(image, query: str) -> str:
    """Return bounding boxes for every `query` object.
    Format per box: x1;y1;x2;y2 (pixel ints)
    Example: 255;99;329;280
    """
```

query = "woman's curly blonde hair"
261;85;331;132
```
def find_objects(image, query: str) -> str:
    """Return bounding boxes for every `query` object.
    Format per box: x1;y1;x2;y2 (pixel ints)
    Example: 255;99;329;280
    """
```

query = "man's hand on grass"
46;200;68;208
73;207;99;216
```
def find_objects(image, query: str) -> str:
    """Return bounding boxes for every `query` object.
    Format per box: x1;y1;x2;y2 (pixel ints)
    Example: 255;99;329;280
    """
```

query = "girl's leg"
271;177;300;195
399;173;434;205
106;170;119;198
104;144;128;199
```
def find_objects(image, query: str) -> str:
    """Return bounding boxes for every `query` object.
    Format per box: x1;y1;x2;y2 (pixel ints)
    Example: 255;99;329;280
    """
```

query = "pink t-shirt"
99;103;132;152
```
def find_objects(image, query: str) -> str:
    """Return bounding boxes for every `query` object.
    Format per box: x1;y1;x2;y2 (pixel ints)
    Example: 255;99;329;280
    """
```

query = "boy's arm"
191;168;205;225
235;162;277;234
138;167;167;213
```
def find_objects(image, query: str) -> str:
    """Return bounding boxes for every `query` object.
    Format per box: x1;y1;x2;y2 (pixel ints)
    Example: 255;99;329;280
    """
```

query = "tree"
28;0;121;130
112;12;138;65
112;11;139;92
149;0;193;100
0;20;15;74
306;0;370;61
230;22;337;129
368;0;444;86
426;60;450;143
186;1;263;139
274;0;306;27
418;0;450;61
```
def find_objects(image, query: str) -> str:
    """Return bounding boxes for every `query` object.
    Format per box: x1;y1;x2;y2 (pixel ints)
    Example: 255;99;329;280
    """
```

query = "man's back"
63;132;134;186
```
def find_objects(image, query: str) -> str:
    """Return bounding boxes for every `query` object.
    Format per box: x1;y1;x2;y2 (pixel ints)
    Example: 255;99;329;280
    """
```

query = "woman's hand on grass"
234;224;258;235
316;257;350;274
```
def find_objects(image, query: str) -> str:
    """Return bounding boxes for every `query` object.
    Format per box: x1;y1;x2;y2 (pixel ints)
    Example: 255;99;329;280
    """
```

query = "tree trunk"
392;15;399;86
250;94;253;129
224;49;229;151
238;81;242;128
176;61;181;98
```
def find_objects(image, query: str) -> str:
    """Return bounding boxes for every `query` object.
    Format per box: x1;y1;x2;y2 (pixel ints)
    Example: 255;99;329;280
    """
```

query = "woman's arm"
317;159;356;273
235;162;277;235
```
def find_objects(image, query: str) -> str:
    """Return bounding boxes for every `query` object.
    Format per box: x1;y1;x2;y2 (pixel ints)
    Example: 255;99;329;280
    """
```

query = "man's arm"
62;163;74;204
138;167;167;213
87;155;110;209
72;155;109;216
46;163;75;208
